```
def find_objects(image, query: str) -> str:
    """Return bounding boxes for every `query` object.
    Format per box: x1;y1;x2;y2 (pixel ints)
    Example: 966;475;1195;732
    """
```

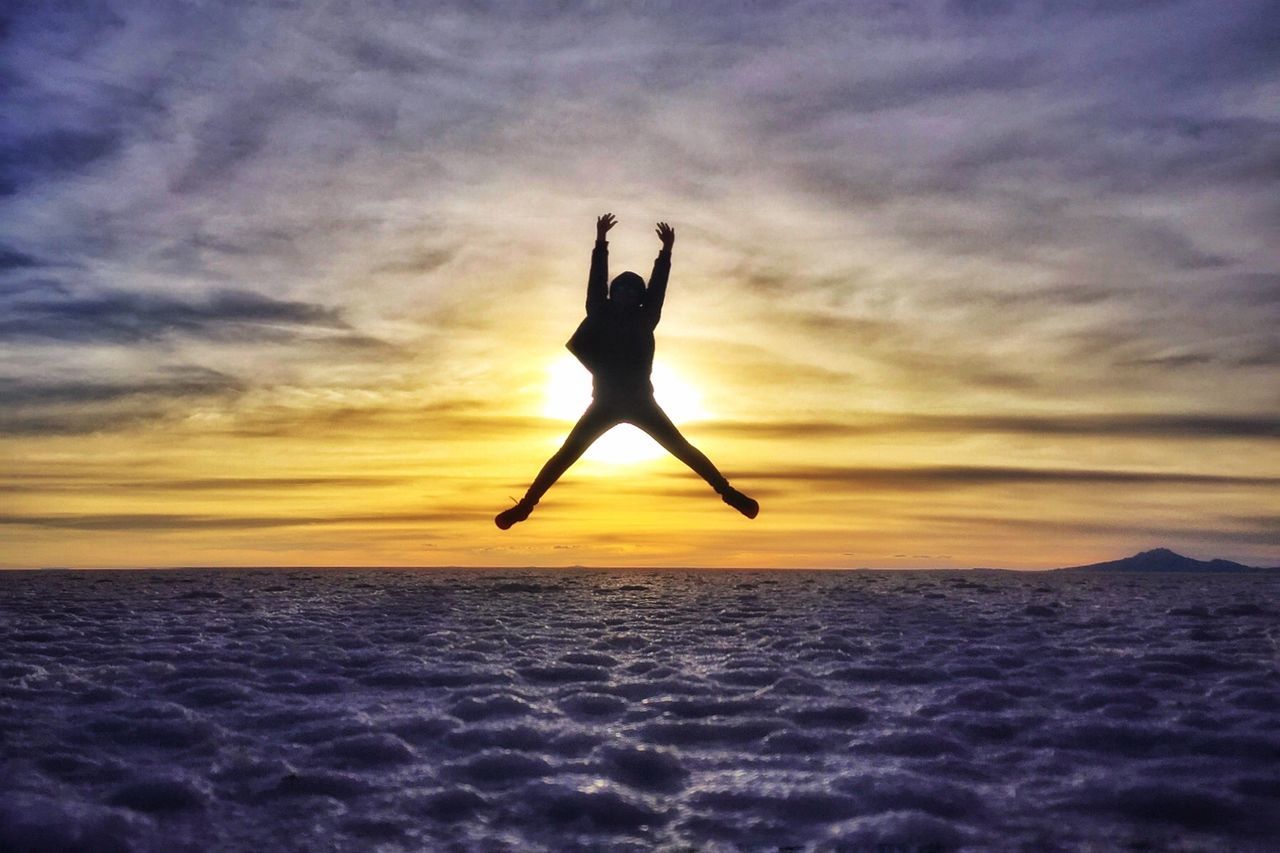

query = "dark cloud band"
0;288;350;344
705;413;1280;440
722;465;1277;489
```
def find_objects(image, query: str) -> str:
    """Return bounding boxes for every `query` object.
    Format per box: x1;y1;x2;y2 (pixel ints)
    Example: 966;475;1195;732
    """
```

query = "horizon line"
3;564;1047;572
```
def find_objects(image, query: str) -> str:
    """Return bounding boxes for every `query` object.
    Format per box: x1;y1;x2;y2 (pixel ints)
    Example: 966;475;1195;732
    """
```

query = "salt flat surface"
1;568;1278;852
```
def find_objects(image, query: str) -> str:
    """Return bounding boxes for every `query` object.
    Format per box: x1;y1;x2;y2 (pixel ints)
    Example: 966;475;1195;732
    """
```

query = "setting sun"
541;355;708;464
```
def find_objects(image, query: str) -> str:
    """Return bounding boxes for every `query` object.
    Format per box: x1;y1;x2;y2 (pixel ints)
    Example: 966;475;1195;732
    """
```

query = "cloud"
703;413;1280;440
0;475;416;494
169;79;329;194
724;464;1277;490
0;287;357;344
919;512;1280;550
0;245;42;270
221;400;540;440
0;128;122;192
0;509;487;532
0;367;240;405
0;367;244;436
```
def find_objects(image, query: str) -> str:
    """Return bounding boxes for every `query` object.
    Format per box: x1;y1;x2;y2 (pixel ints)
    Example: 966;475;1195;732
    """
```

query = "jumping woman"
495;213;759;529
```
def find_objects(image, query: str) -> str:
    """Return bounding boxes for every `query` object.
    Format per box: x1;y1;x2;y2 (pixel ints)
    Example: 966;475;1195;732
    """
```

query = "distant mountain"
1054;547;1277;573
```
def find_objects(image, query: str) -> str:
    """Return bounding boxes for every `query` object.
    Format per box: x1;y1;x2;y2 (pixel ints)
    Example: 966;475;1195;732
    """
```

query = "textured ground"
1;568;1278;852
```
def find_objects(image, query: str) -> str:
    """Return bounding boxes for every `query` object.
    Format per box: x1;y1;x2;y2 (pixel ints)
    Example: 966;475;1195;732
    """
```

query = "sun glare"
541;355;707;463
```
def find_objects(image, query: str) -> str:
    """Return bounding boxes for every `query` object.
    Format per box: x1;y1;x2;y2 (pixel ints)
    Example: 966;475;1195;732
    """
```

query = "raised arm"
586;213;615;315
644;221;674;327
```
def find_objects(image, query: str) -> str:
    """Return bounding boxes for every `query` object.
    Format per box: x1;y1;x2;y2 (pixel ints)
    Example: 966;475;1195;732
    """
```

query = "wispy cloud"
720;465;1278;490
0;509;487;532
0;287;355;344
703;413;1280;440
919;513;1280;551
0;475;416;494
0;367;244;436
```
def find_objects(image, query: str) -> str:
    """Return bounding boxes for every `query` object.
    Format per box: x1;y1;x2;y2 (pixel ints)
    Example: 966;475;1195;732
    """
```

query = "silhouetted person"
496;214;759;529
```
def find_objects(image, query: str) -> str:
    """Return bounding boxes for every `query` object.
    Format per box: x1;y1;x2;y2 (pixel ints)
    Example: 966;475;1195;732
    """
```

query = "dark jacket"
566;238;670;397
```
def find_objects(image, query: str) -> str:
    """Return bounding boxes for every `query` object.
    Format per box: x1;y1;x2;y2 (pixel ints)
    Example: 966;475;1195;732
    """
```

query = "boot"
495;497;536;530
720;486;759;519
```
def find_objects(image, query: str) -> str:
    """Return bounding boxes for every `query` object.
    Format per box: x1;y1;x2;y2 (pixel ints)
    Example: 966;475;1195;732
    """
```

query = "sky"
2;0;1277;569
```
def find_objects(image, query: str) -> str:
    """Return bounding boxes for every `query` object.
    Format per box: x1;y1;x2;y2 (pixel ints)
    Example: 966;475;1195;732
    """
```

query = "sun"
541;355;708;463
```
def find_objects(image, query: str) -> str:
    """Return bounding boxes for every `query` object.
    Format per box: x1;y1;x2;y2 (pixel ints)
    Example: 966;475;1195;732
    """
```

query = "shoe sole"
724;494;759;519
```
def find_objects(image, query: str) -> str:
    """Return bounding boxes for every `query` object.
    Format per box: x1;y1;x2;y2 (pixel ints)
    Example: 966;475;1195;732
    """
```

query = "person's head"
609;271;645;309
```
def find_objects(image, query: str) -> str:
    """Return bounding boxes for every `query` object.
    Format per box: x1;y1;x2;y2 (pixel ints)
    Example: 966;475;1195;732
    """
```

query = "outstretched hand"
596;213;616;240
655;221;675;251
